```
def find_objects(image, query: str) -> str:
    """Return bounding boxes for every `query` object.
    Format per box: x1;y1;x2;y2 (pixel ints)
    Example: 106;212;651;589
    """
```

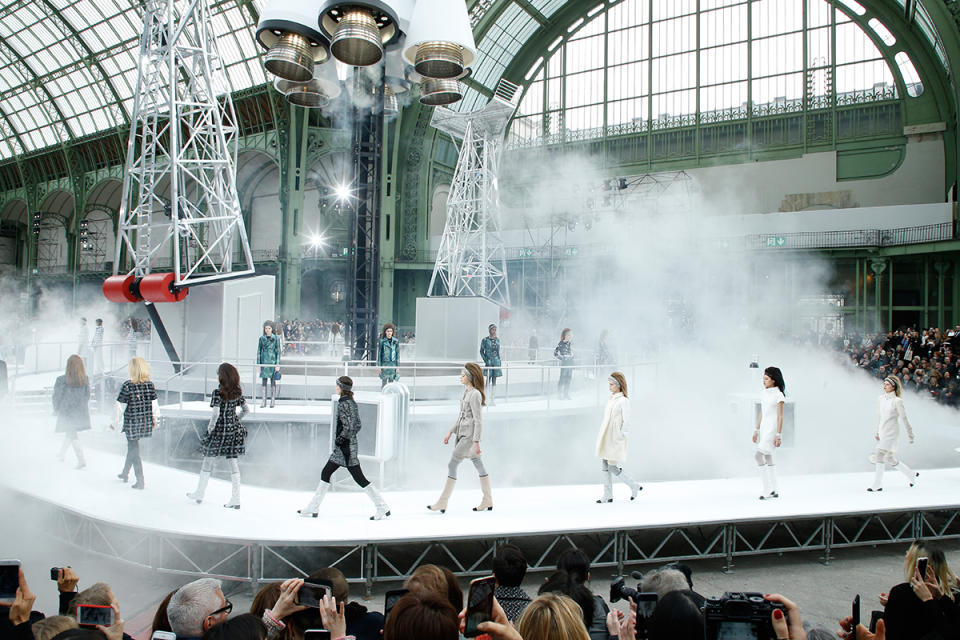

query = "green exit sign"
518;248;534;258
765;236;785;248
564;247;579;256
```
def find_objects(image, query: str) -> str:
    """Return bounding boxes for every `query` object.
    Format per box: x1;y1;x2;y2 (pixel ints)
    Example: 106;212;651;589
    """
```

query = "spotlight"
318;1;411;67
273;61;341;108
402;0;476;79
256;0;330;82
309;233;326;249
334;184;352;201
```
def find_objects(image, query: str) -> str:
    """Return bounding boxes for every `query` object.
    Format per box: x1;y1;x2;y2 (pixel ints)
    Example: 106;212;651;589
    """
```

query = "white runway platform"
4;424;960;588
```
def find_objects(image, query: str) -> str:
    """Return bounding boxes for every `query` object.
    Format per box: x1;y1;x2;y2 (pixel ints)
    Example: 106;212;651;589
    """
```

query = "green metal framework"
0;0;957;327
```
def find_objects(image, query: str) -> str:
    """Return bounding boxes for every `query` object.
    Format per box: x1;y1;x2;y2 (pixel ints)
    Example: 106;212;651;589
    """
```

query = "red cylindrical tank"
139;272;188;303
102;275;142;303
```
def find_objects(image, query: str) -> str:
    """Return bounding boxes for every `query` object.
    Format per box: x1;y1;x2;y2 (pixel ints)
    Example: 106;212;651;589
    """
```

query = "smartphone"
633;592;658;639
151;632;177;640
77;604;116;628
296;580;333;608
304;630;331;640
464;575;497;638
384;588;409;620
869;611;884;633
918;557;929;578
846;595;860;640
0;560;20;600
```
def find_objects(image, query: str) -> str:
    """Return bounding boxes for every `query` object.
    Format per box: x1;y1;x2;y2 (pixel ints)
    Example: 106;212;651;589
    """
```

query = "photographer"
556;549;610;640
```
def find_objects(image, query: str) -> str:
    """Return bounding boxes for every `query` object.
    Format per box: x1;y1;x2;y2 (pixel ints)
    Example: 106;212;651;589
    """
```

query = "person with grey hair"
640;569;690;601
167;578;230;640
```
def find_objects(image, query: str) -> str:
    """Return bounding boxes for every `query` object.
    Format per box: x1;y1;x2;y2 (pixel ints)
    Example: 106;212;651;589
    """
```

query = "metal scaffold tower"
113;0;254;286
428;80;519;307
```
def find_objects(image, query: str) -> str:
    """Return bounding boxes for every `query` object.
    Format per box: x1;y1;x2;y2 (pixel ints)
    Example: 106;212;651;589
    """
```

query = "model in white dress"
868;375;917;492
595;373;641;503
752;367;785;500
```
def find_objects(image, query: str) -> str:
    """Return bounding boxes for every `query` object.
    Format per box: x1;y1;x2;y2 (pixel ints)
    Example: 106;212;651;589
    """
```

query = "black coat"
52;376;91;433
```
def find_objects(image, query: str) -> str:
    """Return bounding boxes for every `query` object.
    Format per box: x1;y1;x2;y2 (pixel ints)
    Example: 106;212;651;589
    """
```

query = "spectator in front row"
167;578;231;640
312;567;384;640
31;615;77;640
555;548;609;640
202;613;267;640
517;593;591;640
384;590;458;640
493;544;533;622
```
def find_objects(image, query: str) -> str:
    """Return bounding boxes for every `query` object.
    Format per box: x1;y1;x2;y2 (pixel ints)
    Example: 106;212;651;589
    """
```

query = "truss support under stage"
24;493;960;595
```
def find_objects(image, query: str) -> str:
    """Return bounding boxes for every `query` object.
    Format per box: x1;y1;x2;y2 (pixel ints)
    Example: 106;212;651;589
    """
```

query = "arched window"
509;0;907;147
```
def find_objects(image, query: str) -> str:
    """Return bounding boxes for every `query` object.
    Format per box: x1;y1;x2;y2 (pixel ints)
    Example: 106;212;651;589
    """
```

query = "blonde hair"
517;593;591;640
31;615;78;640
904;541;957;601
128;357;151;383
65;354;88;387
609;371;628;398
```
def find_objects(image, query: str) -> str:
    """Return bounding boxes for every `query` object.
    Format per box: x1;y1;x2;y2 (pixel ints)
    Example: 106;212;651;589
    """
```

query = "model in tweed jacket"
110;357;158;490
299;376;391;520
427;362;493;514
257;322;282;408
187;363;250;509
480;324;502;404
377;324;400;388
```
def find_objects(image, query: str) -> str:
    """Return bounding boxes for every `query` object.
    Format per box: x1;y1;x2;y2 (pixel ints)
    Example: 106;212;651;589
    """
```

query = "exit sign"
765;236;785;248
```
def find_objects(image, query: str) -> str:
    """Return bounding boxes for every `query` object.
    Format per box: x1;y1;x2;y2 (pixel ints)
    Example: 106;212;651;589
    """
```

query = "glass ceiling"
0;0;952;163
0;0;267;161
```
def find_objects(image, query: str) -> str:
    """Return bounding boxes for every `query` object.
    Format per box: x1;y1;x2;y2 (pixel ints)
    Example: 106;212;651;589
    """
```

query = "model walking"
595;372;640;502
377;323;400;388
52;355;90;469
480;324;502;405
299;376;391;520
258;321;281;408
752;366;785;500
427;362;493;513
110;357;158;490
868;375;918;492
554;329;574;399
187;363;250;509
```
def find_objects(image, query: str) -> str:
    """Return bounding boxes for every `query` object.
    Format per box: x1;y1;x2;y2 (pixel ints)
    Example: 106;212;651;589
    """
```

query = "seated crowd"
277;319;414;356
3;540;957;640
840;326;960;408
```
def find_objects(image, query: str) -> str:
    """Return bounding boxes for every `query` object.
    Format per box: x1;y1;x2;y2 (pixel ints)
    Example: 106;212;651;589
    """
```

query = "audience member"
167;578;231;640
311;568;384;640
384;590;458;640
201;613;267;640
517;593;591;640
493;544;533;622
32;616;78;640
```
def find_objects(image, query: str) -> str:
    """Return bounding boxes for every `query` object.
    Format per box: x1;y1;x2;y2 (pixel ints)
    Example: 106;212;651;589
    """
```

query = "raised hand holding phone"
464;576;497;638
273;578;308;620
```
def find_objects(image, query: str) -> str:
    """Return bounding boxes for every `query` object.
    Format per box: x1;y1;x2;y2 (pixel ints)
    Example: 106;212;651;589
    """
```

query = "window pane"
752;32;803;77
652;52;696;93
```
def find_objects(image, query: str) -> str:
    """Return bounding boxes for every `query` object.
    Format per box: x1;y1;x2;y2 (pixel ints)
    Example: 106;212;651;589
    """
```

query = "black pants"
486;372;497;387
320;460;370;488
121;438;143;482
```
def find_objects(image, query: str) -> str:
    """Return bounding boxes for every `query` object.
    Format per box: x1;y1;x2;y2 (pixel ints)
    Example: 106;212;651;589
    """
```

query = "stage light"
273;61;341;108
402;0;476;79
318;1;411;67
334;184;352;201
256;1;330;82
309;233;326;248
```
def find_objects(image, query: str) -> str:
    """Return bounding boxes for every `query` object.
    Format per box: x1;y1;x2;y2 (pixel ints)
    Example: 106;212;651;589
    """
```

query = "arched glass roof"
0;0;268;160
0;0;954;163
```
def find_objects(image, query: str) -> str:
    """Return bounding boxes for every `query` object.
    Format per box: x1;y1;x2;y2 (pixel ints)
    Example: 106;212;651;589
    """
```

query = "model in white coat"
752;366;785;500
868;375;918;492
595;372;641;503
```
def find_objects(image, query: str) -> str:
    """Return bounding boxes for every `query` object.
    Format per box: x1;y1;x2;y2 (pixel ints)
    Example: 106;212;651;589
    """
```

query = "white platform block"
150;275;275;371
415;296;499;362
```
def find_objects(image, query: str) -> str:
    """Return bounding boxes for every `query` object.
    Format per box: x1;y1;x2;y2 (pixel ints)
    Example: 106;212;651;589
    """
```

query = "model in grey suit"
428;363;493;513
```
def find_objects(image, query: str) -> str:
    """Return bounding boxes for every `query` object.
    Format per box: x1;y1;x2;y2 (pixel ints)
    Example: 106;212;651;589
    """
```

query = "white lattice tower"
428;81;518;307
114;0;254;286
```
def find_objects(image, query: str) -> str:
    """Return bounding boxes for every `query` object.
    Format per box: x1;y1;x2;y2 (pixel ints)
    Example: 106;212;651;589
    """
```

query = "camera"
703;592;785;640
610;575;639;604
50;567;69;581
